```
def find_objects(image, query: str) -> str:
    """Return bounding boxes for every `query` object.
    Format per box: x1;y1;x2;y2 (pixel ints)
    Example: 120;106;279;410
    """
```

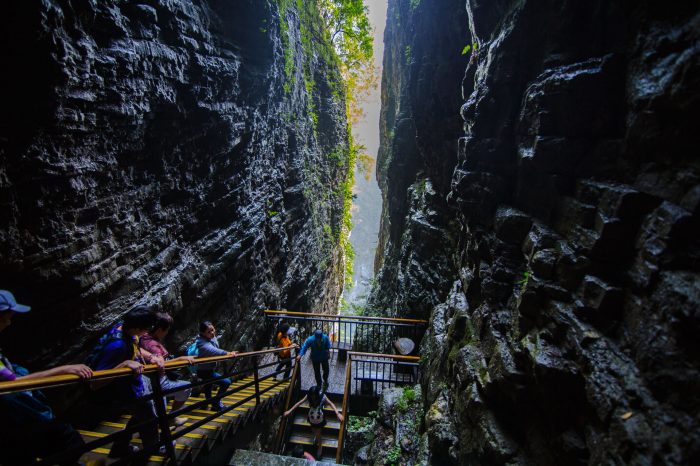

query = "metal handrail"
336;352;420;463
275;357;301;453
4;345;297;464
0;346;293;395
264;309;428;324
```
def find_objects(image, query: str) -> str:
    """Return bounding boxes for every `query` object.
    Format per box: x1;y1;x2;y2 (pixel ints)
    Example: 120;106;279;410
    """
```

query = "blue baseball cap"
0;290;31;313
314;329;323;337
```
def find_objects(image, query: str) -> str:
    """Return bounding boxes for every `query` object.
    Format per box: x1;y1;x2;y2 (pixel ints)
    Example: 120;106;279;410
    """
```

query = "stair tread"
288;433;339;449
293;414;340;430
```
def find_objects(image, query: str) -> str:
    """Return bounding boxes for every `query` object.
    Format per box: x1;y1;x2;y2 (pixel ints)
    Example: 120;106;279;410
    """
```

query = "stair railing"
264;309;427;356
336;352;421;463
274;355;302;454
0;345;298;465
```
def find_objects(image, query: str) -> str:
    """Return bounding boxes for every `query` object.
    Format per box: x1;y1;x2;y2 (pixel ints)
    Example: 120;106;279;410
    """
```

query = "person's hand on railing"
283;409;292;417
337;413;344;423
227;351;238;357
117;360;144;374
150;355;166;369
57;364;94;379
175;356;196;364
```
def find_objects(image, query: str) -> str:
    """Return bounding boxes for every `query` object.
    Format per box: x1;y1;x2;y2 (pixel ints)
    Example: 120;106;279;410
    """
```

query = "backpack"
186;342;199;375
307;395;326;426
85;325;128;369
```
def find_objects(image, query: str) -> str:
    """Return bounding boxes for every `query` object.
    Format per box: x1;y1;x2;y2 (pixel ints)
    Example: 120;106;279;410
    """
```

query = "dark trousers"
91;383;159;458
275;356;292;379
312;359;329;387
198;369;231;407
112;398;159;456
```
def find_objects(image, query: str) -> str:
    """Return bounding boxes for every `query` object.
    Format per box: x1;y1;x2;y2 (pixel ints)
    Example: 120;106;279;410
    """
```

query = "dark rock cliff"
371;0;700;464
0;0;349;367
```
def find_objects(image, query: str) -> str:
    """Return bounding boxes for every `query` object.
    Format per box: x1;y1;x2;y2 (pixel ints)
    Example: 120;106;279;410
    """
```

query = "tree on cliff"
318;0;377;126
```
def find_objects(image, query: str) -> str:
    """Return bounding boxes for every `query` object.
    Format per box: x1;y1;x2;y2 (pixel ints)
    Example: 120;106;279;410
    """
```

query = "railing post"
253;358;261;406
149;372;176;462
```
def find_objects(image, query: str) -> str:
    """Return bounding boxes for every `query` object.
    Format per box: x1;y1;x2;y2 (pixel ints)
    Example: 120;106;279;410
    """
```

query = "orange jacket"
277;332;292;358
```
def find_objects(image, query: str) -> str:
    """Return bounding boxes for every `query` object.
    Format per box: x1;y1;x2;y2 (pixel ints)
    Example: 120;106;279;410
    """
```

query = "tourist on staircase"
283;385;343;459
291;444;316;461
0;290;92;465
195;320;237;411
86;305;161;459
297;329;331;392
139;312;195;427
275;322;295;379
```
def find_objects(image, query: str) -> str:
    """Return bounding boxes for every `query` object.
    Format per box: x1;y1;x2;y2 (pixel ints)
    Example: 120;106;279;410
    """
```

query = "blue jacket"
300;334;331;362
196;335;228;371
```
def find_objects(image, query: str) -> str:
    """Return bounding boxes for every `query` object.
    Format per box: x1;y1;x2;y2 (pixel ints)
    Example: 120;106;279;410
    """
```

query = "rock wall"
0;0;350;367
372;0;700;464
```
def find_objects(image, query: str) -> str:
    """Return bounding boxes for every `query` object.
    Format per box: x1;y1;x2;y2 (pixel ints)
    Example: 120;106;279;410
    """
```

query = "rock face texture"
372;0;700;464
0;1;350;366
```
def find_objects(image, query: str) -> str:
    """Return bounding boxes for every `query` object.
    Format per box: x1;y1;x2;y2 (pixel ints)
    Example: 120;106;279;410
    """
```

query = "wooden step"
292;414;340;431
78;430;168;465
97;420;208;456
287;432;339;449
118;413;223;453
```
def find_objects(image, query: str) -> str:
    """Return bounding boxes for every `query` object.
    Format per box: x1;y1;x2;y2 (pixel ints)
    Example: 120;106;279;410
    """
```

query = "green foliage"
410;0;421;9
404;45;412;64
517;271;530;292
461;41;479;55
403;386;416;403
385;444;402;465
267;210;280;218
396;396;408;413
347;415;373;432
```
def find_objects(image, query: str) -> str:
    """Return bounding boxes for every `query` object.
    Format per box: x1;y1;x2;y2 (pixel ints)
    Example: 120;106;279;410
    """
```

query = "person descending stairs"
283;386;344;462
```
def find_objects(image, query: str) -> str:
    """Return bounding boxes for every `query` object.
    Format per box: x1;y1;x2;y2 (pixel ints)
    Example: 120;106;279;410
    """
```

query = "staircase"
282;393;343;463
79;376;289;465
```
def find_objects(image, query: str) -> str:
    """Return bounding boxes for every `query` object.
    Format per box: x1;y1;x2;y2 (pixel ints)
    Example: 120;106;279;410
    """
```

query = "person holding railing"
275;322;295;379
139;312;195;427
283;385;343;459
0;290;93;465
87;305;162;459
297;329;331;392
195;321;237;411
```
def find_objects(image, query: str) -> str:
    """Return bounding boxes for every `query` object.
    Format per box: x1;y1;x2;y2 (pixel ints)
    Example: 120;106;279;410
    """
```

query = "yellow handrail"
0;346;297;395
336;352;354;463
335;352;420;462
263;309;428;325
275;357;301;452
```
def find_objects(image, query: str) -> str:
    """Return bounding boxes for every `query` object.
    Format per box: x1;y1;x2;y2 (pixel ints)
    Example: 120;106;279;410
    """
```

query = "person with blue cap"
297;329;331;391
0;290;93;465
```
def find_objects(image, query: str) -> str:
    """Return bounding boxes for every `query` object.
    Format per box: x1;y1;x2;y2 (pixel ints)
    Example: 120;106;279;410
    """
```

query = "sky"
344;0;387;309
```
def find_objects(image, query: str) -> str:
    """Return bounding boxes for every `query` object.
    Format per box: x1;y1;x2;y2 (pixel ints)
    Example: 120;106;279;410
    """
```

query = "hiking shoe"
158;441;177;456
211;402;226;411
108;445;138;458
171;416;188;427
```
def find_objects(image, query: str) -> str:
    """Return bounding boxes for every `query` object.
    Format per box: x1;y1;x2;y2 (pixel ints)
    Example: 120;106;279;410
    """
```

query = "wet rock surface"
0;1;349;366
372;0;700;464
351;385;423;466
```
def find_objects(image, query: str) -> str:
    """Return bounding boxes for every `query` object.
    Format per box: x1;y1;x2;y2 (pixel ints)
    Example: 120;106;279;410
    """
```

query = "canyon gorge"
0;0;698;465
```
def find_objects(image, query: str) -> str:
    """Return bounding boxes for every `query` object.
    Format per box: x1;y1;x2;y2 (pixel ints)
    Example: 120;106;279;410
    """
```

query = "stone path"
258;349;347;395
